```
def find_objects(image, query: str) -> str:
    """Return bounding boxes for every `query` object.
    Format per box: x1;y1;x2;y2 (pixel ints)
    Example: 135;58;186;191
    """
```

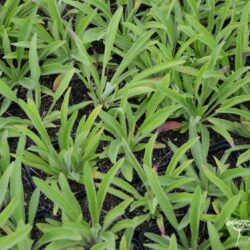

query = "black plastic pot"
135;223;170;249
23;166;86;210
23;136;86;205
157;140;247;173
246;54;250;66
35;208;53;220
23;165;50;212
23;136;124;222
132;140;248;247
209;140;249;168
126;140;240;185
137;224;161;245
111;237;144;250
209;140;231;152
131;238;144;250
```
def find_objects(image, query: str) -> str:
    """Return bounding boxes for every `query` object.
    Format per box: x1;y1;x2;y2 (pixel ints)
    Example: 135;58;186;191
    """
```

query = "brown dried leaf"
240;117;250;131
152;164;158;172
134;0;141;9
153;142;166;149
157;216;165;235
212;199;220;215
153;77;163;82
52;74;63;92
93;170;101;179
156;121;182;133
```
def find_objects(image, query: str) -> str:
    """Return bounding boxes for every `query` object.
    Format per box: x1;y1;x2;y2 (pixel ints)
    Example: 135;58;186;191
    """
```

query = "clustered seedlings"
0;0;250;249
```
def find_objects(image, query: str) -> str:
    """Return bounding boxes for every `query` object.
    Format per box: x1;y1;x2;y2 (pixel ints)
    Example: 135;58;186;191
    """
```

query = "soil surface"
15;78;250;245
1;2;250;248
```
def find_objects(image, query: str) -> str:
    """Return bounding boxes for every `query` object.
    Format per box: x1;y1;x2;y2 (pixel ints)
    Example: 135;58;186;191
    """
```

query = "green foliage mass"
0;0;250;249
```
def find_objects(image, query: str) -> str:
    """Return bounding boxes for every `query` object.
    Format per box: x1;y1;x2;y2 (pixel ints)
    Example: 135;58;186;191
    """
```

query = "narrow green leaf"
84;163;98;224
122;139;146;183
0;225;31;250
18;99;51;144
203;166;233;199
215;193;241;230
0;198;18;228
166;137;198;175
207;222;224;250
97;159;124;220
144;166;178;229
0;79;18;103
51;69;75;110
189;186;202;249
103;7;123;72
0;163;14;207
28;189;40;225
29;33;41;106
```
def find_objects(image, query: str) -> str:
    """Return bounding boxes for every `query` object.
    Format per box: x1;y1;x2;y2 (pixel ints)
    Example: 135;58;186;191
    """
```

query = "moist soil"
127;128;249;247
4;69;249;246
14;84;250;245
1;3;249;246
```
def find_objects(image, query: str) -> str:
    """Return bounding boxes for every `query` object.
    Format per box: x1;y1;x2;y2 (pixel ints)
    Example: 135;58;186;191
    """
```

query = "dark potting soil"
132;137;250;248
5;73;93;153
2;25;249;250
133;219;210;250
3;87;249;245
1;2;249;248
124;130;248;247
3;73;94;241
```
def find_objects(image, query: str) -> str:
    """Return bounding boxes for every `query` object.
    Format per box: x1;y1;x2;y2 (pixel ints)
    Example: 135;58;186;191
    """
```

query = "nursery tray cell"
133;140;247;248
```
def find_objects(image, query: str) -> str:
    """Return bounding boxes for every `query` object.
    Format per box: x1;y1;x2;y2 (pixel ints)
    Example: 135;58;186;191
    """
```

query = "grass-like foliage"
0;0;250;249
17;89;102;182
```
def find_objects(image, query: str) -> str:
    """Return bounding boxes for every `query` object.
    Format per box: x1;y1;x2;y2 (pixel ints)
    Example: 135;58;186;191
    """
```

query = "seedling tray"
133;140;247;248
23;137;86;212
136;223;169;247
